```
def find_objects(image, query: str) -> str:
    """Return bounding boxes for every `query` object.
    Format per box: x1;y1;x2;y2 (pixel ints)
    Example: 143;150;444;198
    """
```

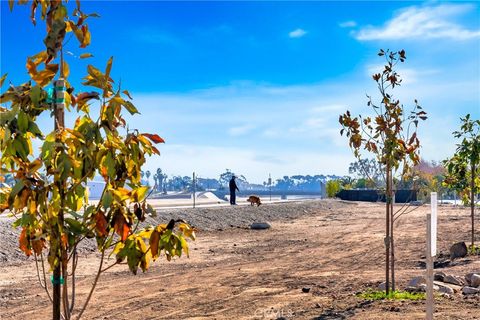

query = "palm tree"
155;168;163;192
145;170;151;186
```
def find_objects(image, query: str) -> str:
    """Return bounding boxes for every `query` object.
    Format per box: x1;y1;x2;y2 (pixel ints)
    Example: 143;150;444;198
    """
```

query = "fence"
336;189;417;203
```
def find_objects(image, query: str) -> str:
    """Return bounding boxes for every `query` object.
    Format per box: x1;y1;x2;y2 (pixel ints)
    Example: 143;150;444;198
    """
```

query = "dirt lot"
0;200;479;319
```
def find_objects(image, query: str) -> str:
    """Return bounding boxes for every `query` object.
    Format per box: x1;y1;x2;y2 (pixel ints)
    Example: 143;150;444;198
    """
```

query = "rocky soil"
0;199;479;319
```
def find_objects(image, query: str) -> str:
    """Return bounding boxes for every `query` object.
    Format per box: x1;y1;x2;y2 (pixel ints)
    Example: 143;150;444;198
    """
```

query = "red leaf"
95;211;108;237
113;213;130;242
32;239;45;255
142;133;165;144
19;228;32;256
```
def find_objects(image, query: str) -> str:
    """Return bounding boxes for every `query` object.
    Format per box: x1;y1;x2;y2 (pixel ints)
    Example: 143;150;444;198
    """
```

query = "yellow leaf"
149;230;160;259
0;73;7;87
28;159;42;173
179;223;196;240
136;227;153;239
111;242;125;258
112;187;131;202
8;0;14;12
29;198;37;214
132;186;149;202
80;53;93;59
32;68;57;87
81;25;91;48
179;235;189;257
105;56;113;80
62;60;70;78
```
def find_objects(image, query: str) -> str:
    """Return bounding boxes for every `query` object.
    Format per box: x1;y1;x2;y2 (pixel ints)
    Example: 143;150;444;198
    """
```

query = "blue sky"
1;1;479;183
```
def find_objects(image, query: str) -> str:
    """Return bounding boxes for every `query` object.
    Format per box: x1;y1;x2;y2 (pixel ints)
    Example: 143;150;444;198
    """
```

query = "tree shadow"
313;300;374;320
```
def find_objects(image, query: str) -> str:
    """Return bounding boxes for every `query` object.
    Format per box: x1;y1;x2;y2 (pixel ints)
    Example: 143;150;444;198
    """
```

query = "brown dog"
247;195;262;206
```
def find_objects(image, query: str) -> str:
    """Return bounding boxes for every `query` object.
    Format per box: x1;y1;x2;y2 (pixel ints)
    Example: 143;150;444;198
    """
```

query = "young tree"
0;2;195;319
444;114;480;249
339;49;427;293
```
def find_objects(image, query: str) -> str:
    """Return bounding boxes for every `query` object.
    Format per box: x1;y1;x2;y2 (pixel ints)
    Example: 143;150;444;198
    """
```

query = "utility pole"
193;172;196;208
268;173;272;202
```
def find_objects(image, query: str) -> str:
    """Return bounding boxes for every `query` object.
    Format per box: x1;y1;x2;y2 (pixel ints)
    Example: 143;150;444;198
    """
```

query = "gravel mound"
0;199;346;264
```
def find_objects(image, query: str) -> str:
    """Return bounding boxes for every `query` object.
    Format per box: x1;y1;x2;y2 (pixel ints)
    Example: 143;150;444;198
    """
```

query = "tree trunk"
385;166;391;294
471;161;476;250
390;176;395;292
53;78;66;320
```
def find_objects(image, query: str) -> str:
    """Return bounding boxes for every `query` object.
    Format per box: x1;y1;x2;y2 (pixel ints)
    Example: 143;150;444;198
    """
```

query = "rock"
405;286;421;293
434;280;461;293
378;282;386;291
434;271;447;282
470;274;480;288
250;222;271;230
408;276;425;287
444;275;464;286
450;242;468;259
417;284;439;292
437;284;455;295
462;286;480;295
302;287;311;293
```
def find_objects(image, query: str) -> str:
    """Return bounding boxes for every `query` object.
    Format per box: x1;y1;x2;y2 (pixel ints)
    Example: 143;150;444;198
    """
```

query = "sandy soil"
0;200;479;319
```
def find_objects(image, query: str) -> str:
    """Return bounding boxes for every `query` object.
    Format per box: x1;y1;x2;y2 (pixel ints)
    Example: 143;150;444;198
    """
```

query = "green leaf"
18;111;29;133
30;85;42;107
65;218;85;235
10;180;25;199
28;121;43;138
102;191;113;209
104;152;116;179
13;136;29;160
122;100;139;115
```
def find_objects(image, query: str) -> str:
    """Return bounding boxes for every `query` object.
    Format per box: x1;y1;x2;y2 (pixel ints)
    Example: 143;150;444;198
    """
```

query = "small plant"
357;289;425;301
468;245;480;255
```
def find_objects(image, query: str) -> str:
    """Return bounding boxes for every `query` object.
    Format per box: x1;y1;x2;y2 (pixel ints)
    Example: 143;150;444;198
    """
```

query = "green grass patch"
357;290;425;301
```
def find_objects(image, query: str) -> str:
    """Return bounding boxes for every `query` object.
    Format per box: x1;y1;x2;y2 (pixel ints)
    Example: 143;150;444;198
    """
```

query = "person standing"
229;175;239;205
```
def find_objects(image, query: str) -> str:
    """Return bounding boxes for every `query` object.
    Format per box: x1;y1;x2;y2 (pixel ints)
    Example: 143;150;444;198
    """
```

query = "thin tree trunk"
385;166;391;294
53;78;66;320
390;175;395;292
471;161;476;250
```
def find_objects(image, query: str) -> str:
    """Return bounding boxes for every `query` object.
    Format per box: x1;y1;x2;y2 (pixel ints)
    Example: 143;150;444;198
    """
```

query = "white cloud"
228;124;255;136
143;143;352;183
123;56;478;183
289;28;307;38
354;4;480;41
339;21;357;28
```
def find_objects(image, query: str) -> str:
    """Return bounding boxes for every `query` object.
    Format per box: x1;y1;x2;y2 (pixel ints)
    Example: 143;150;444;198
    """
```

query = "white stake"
426;192;437;320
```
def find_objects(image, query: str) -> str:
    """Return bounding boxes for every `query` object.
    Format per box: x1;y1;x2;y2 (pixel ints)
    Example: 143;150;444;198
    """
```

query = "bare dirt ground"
0;200;479;319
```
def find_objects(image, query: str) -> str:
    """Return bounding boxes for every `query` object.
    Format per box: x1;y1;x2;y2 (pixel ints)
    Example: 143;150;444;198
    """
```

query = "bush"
326;180;341;198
